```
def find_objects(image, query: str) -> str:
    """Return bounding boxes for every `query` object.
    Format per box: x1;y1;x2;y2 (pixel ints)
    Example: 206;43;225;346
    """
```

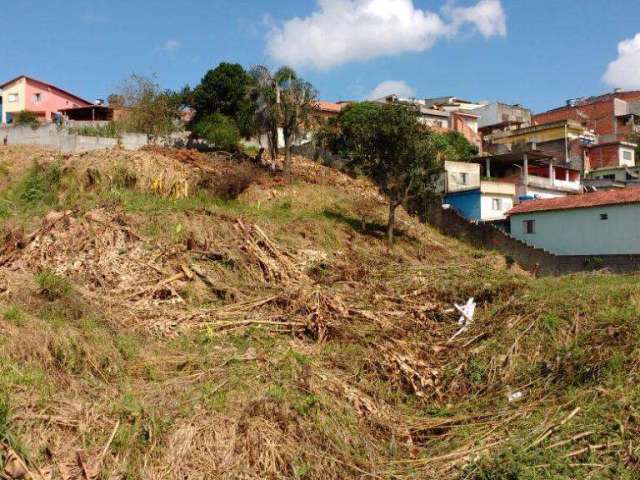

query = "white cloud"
603;33;640;89
265;0;507;70
366;80;415;100
448;0;507;38
163;39;181;53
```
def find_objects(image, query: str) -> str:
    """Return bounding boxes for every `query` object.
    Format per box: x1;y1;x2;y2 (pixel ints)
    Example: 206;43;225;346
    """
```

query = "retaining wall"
425;201;640;275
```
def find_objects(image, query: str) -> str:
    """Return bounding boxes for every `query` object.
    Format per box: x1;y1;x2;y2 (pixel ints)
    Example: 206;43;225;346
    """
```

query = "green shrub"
17;162;62;206
3;306;25;327
68;122;122;138
36;270;72;301
0;394;9;440
192;113;240;152
13;111;40;128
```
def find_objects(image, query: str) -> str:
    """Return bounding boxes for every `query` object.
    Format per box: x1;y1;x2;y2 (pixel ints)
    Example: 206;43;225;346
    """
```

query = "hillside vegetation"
0;146;638;479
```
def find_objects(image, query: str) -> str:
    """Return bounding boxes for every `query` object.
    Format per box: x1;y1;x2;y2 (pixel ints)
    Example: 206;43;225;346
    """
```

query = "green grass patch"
35;270;73;301
3;306;26;327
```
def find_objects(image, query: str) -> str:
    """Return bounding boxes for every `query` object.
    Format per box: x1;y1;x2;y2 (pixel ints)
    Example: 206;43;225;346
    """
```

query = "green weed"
3;306;26;327
35;270;72;301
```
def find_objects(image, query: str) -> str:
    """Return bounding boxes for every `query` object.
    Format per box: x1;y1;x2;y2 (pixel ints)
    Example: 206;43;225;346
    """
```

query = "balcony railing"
527;175;581;191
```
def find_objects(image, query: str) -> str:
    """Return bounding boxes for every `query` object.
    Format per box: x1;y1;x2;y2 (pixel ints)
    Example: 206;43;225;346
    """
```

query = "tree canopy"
192;63;255;137
111;74;182;139
191;113;241;152
328;102;443;242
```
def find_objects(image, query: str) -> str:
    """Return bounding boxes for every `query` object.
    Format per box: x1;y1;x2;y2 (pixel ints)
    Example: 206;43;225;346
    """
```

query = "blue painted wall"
444;189;481;221
511;203;640;255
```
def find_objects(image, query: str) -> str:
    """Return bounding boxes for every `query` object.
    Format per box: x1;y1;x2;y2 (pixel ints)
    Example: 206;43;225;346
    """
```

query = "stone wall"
425;201;640;275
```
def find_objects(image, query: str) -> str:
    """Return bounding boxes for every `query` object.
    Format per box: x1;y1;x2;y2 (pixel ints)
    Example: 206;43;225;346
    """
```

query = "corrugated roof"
507;188;640;215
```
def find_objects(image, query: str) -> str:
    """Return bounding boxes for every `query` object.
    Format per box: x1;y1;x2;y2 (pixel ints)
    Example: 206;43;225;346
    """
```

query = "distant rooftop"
540;89;640;114
312;100;344;114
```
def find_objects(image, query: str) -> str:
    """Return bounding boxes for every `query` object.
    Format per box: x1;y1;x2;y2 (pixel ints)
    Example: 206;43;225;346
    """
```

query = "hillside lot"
0;146;638;479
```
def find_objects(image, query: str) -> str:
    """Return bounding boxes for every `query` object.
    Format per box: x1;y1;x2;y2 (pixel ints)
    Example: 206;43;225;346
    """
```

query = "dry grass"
0;145;638;479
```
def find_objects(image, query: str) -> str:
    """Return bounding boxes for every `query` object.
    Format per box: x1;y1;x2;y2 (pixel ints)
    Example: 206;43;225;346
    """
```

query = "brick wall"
533;91;640;140
588;144;621;169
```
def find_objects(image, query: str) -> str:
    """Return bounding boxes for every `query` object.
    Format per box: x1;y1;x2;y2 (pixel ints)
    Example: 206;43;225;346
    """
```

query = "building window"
622;150;634;162
33;93;42;103
600;213;608;221
602;174;616;181
460;172;468;185
523;220;535;234
8;94;18;103
492;198;502;211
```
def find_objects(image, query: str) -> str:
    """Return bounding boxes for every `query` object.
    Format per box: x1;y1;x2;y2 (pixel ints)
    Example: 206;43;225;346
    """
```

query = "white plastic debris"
508;391;525;403
448;297;476;342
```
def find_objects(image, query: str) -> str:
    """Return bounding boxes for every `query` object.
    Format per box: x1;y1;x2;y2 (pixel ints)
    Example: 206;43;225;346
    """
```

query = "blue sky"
1;0;639;113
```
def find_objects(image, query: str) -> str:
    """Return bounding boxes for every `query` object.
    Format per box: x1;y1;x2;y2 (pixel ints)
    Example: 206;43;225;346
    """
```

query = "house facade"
477;151;582;199
480;120;596;171
441;160;520;222
586;141;637;170
444;180;516;221
471;102;532;129
441;153;582;222
508;189;640;255
533;90;640;142
0;76;92;124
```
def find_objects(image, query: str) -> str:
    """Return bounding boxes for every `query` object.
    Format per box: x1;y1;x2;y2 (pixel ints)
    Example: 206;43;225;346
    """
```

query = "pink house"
1;76;92;124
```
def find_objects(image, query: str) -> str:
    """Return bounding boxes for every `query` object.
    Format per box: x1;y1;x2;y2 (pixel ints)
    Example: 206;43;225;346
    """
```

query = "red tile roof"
313;100;344;113
507;188;640;215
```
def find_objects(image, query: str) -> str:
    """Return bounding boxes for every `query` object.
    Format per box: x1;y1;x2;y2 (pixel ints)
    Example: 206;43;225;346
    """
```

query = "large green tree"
328;102;442;243
192;63;255;137
191;113;241;152
432;130;479;161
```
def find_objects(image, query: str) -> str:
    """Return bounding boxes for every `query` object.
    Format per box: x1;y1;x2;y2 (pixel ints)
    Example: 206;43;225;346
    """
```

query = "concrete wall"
510;203;640;255
0;124;151;153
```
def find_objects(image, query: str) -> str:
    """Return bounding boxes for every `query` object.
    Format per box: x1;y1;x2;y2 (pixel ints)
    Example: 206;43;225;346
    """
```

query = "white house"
508;188;640;255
